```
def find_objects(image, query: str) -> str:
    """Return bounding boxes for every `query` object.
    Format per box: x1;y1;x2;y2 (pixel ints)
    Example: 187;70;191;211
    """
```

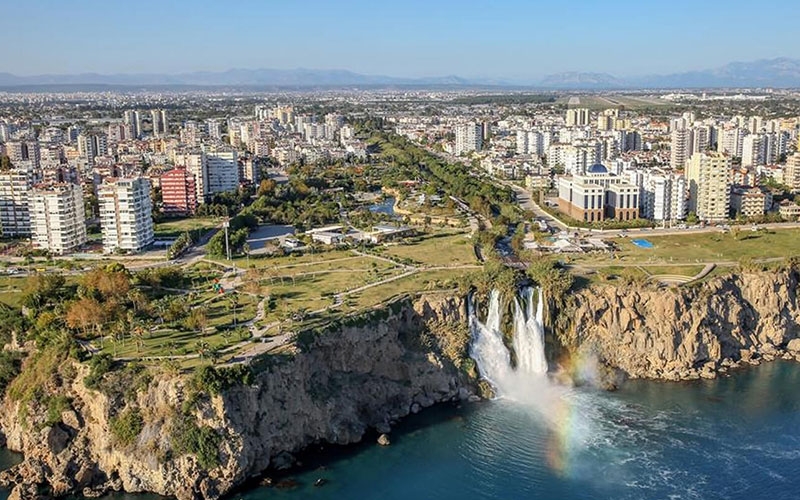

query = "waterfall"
468;290;512;387
469;287;548;396
513;287;548;375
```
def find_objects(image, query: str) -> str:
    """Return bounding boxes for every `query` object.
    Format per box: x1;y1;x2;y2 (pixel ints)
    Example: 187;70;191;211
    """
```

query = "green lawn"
271;256;396;277
575;228;800;265
0;276;27;306
347;269;466;309
576;266;648;285
380;232;477;267
154;217;219;238
222;249;356;269
258;266;408;322
102;291;258;359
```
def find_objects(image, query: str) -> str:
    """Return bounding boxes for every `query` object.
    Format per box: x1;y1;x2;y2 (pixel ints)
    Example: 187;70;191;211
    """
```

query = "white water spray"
469;286;549;397
468;290;512;387
513;287;548;375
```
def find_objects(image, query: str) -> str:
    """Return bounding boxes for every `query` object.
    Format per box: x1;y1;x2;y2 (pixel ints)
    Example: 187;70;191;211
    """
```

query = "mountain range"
1;58;799;89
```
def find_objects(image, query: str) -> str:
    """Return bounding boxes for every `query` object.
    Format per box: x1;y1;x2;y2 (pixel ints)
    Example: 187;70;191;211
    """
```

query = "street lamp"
223;219;231;261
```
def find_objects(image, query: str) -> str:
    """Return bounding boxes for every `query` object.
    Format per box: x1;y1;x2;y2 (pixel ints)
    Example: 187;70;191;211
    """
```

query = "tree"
65;297;105;338
195;340;210;360
257;178;277;197
208;346;221;365
22;274;66;310
185;307;209;335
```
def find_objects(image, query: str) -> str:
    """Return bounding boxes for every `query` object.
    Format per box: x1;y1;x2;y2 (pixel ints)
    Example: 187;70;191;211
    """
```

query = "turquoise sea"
3;361;800;500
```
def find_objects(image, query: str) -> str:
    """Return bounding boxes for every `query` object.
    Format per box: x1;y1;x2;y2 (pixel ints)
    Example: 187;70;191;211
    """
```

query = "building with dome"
557;163;640;222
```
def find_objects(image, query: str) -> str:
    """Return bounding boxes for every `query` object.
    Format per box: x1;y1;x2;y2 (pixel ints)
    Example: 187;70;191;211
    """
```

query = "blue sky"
3;0;797;79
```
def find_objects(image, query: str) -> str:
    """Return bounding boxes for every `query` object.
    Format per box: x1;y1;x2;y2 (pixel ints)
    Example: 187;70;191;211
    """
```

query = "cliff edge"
0;294;476;499
558;268;800;381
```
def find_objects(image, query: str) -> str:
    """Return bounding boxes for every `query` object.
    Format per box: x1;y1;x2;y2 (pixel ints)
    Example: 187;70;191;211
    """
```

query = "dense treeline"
366;130;516;220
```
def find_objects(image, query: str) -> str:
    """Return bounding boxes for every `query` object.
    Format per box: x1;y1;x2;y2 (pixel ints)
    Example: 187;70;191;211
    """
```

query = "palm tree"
131;320;147;354
208;346;221;365
229;294;239;327
195;340;210;360
221;328;233;345
166;341;179;356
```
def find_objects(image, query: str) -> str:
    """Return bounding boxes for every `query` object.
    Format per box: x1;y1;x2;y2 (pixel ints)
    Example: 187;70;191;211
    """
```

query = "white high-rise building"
691;126;712;154
637;170;687;222
98;177;154;253
566;108;590;127
670;128;691;169
718;127;745;157
742;134;765;167
205;119;222;141
516;130;529;155
454;123;482;155
0;167;35;237
516;130;544;156
178;151;207;204
686;152;731;222
204;148;240;197
784;152;800;192
30;183;86;254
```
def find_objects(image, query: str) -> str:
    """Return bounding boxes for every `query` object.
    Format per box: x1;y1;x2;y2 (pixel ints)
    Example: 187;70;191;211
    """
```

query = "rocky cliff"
557;268;800;382
0;294;476;499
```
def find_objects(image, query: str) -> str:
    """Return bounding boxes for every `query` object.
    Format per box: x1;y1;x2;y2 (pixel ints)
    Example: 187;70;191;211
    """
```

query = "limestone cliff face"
0;294;476;500
558;269;800;381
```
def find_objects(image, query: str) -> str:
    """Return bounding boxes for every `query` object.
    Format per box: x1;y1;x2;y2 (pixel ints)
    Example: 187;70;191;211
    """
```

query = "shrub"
84;353;115;389
44;395;72;427
191;365;254;395
110;408;144;446
0;350;23;395
171;416;221;469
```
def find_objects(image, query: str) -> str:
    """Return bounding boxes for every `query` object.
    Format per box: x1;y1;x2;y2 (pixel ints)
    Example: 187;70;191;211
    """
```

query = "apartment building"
686;152;732;222
160;168;197;216
99;177;154;253
151;109;168;138
454;122;483;155
784;152;800;192
0;167;36;237
30;183;87;254
730;186;772;218
205;148;239;196
633;169;687;222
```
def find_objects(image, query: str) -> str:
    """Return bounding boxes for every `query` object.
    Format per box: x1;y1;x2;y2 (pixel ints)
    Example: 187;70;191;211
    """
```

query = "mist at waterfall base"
5;290;800;500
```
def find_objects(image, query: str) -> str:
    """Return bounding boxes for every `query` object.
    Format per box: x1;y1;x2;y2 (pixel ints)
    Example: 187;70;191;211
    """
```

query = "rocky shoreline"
2;267;800;499
0;294;477;500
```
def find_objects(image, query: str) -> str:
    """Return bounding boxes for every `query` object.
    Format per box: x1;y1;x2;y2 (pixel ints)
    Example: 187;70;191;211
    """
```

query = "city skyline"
4;0;799;79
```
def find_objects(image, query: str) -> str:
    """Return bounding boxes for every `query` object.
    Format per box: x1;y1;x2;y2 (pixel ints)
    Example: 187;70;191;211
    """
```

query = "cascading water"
469;286;548;397
468;290;512;387
513;287;548;375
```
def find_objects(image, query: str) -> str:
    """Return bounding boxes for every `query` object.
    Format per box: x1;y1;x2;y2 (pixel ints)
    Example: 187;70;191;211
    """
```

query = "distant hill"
539;72;627;89
1;58;799;89
631;57;800;88
540;58;800;89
